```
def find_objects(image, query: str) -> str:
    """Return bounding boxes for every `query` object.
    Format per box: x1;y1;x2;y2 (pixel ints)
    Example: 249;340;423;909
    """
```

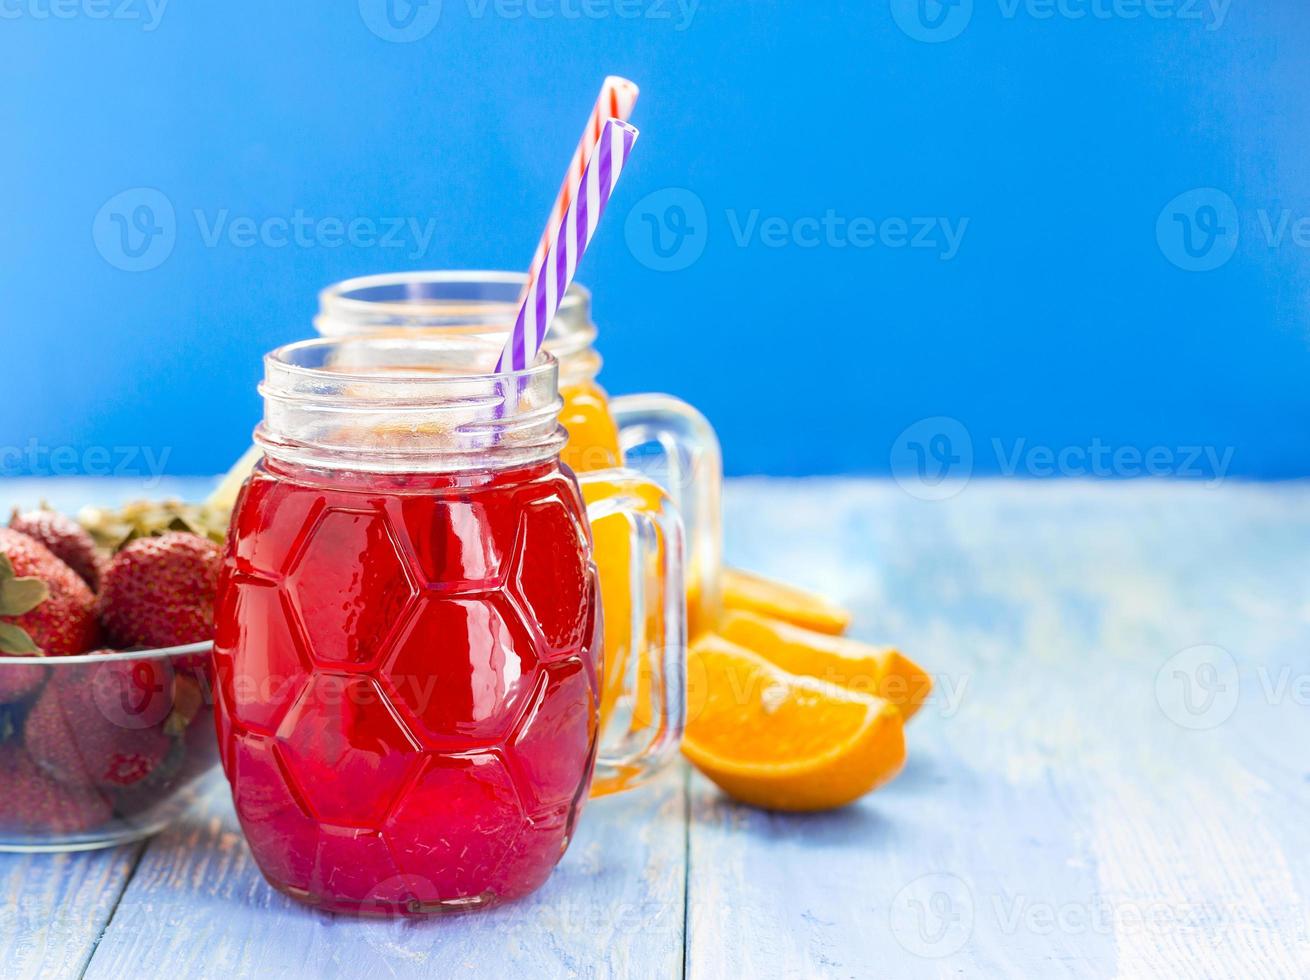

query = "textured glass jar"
316;271;723;629
214;334;685;914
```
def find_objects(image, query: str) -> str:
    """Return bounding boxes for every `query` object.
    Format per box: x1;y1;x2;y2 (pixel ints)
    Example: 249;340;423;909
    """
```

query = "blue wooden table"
4;477;1309;978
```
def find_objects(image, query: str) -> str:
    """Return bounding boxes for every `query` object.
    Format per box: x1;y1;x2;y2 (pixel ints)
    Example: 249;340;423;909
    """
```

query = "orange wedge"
718;610;932;720
578;474;664;729
722;568;852;635
683;634;906;811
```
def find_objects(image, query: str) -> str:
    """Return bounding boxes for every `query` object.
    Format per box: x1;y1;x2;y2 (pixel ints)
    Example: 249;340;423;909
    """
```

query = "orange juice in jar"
315;272;720;776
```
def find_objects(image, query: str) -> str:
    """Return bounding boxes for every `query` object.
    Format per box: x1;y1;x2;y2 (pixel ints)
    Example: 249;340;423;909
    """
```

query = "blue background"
2;0;1307;479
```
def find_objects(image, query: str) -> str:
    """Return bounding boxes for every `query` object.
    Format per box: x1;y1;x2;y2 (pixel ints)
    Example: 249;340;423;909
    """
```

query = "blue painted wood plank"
82;769;686;980
687;479;1310;979
0;843;144;980
7;477;1310;977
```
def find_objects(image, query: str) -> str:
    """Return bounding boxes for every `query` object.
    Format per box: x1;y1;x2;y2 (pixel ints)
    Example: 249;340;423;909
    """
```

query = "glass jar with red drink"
213;333;685;915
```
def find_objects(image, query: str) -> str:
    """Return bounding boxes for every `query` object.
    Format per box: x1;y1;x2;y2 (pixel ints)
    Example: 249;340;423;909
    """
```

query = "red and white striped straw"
518;76;639;302
497;118;639;373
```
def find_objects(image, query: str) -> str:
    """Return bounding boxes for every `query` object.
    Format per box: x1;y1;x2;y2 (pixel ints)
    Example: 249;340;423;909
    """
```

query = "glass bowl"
0;641;219;852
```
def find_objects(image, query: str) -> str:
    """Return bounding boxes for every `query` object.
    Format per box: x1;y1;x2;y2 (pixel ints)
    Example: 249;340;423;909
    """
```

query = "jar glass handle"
609;394;723;635
578;470;686;796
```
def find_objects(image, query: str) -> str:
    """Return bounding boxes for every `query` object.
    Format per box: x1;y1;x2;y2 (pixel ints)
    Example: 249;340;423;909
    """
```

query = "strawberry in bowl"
0;505;223;851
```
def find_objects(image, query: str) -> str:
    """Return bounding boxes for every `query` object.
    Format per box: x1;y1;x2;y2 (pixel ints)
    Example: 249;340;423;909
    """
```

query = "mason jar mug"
213;334;686;914
315;272;722;780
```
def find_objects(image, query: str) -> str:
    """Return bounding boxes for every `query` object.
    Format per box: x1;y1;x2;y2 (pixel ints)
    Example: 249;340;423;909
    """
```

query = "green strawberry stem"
0;550;52;654
0;576;50;616
0;622;41;655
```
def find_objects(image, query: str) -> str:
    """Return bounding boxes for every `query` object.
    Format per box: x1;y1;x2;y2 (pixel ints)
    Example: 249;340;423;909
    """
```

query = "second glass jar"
316;271;722;776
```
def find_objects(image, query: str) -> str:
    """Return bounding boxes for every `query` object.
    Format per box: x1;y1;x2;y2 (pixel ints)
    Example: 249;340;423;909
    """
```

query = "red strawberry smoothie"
215;458;602;914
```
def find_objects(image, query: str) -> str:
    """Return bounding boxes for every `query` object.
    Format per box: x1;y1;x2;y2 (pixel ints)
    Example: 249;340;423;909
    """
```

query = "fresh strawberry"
0;527;99;657
9;509;104;592
107;736;186;819
99;532;221;649
0;661;47;704
0;744;112;834
24;661;172;789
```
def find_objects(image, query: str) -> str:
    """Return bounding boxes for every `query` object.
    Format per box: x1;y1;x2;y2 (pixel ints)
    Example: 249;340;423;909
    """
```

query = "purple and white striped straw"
496;118;639;373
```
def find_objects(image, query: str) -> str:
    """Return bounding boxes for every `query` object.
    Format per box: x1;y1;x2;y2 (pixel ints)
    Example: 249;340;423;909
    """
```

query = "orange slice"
719;610;932;720
578;474;672;731
683;634;906;811
722;568;852;635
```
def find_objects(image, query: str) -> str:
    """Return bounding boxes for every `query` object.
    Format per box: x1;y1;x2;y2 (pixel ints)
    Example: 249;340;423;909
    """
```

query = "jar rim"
0;640;213;666
266;333;555;388
315;270;596;359
257;334;566;473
